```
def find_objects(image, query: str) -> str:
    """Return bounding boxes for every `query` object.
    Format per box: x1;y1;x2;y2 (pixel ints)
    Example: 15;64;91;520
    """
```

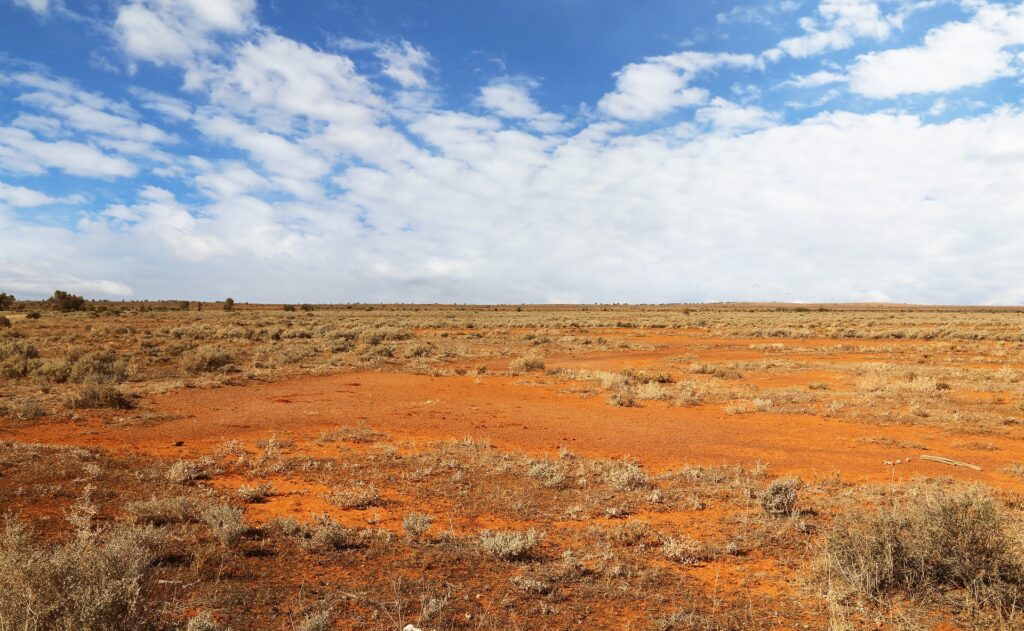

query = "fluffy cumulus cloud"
773;0;899;58
849;2;1024;97
598;52;760;121
477;79;568;133
2;0;1024;303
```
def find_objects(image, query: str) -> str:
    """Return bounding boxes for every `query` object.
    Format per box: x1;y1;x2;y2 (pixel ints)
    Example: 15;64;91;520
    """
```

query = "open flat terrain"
4;304;1024;629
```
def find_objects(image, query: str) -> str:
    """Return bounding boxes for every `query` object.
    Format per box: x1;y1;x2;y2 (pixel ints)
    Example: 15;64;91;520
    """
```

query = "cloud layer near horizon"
2;0;1024;304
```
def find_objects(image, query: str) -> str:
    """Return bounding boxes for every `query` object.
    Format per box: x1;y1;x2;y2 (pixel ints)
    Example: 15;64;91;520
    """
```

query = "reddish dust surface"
12;369;1024;488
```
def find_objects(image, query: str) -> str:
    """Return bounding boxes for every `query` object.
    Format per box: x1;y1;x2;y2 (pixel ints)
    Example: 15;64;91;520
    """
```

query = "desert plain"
3;302;1024;629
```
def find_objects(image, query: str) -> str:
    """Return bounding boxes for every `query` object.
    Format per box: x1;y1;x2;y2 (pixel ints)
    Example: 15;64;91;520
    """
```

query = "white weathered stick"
920;455;982;471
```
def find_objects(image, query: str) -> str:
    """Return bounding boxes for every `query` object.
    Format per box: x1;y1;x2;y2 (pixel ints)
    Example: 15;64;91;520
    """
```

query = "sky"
0;0;1023;304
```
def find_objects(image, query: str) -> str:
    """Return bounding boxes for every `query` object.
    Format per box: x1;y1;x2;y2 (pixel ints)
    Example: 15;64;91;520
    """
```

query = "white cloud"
774;0;898;58
375;40;431;89
10;113;63;136
115;0;256;65
196;114;329;188
849;2;1024;98
14;74;174;145
0;180;60;207
7;0;1024;305
193;160;268;200
695;97;781;132
336;37;433;89
131;88;194;121
102;186;231;261
0;127;137;177
478;79;568;133
1;71;177;168
186;32;423;177
717;1;802;26
783;69;848;87
598;52;759;121
206;33;383;122
12;0;51;15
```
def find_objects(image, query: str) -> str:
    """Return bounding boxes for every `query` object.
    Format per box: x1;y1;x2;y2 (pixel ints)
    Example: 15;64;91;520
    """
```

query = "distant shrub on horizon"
48;290;85;312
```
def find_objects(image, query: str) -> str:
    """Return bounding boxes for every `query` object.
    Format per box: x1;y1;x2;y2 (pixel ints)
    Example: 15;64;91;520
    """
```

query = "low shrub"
0;339;38;379
201;503;248;547
509;354;545;373
16;399;46;420
662;535;711;565
303;514;359;551
327;484;384;509
126;496;198;526
70;384;134;410
0;518;155;630
297;610;334;631
824;486;1024;607
186;611;230;631
68;349;130;384
166;457;217;484
402;512;435;539
479;529;542;560
180;346;233;374
761;477;800;517
604;460;650;491
236;483;274;503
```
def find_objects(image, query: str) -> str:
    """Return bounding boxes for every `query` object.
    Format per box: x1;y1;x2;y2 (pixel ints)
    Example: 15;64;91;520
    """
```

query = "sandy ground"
14;334;1023;488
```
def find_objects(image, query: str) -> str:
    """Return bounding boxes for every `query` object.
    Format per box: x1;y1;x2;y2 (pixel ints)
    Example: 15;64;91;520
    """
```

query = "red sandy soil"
13;368;1024;489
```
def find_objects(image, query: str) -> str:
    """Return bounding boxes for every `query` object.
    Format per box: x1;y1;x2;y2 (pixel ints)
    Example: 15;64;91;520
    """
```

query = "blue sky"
1;0;1023;303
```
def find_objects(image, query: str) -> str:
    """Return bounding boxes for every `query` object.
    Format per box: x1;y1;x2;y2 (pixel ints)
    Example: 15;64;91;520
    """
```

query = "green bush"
48;290;86;312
